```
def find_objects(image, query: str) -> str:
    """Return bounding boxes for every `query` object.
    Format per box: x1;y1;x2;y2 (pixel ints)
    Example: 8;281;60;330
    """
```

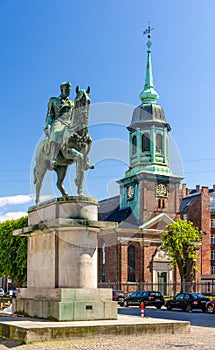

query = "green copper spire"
139;24;159;104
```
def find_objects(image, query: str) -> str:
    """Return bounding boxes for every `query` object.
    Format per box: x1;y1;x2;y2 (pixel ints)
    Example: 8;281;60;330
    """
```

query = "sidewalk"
0;312;189;344
0;325;214;350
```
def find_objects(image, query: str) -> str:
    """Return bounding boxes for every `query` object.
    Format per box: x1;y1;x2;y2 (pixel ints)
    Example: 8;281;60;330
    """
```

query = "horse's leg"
82;143;94;170
55;166;69;198
75;158;84;195
67;147;83;159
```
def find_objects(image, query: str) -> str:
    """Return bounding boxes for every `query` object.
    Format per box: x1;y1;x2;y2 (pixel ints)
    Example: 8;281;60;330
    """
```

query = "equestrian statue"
33;81;94;204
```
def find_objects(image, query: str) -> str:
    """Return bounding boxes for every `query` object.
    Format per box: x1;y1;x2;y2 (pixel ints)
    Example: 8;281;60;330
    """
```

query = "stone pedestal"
13;197;118;321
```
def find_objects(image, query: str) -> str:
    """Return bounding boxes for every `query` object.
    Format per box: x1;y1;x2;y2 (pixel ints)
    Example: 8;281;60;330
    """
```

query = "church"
97;27;211;296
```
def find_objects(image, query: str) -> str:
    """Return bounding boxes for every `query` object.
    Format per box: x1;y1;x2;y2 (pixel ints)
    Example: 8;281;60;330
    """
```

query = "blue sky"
0;0;215;220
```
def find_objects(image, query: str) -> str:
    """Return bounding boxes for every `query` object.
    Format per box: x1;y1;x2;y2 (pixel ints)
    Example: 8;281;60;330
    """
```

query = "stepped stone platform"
0;314;190;344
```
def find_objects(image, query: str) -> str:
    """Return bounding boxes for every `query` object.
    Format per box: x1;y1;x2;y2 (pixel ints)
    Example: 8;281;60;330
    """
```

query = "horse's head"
75;86;90;115
71;86;91;135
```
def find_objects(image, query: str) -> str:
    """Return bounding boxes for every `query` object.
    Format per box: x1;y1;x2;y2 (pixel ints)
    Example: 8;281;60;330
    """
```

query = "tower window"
156;134;162;151
132;135;137;154
128;245;136;282
158;199;166;209
142;133;150;152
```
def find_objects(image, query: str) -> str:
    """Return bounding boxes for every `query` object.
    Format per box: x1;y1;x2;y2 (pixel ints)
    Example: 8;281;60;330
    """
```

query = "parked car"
123;290;164;309
4;289;16;297
206;299;215;314
0;288;4;296
166;292;210;312
112;290;126;305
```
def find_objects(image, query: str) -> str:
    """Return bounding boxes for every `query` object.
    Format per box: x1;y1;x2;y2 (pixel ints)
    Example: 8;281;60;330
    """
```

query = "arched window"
156;134;162;151
132;135;137;154
142;133;150;152
99;239;105;282
128;245;136;282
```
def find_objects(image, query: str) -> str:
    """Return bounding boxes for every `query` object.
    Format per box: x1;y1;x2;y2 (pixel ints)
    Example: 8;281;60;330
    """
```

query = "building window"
210;194;215;214
211;235;215;244
211;266;215;274
211;250;215;260
183;213;187;220
211;220;215;228
132;135;137;154
128;245;136;282
142;133;150;152
99;239;105;282
156;134;162;151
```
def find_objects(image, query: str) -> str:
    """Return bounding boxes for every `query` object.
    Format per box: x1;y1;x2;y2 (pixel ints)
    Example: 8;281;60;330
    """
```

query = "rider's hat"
60;81;71;89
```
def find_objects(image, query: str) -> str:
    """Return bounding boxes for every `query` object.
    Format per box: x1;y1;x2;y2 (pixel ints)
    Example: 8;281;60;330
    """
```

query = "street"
118;305;215;327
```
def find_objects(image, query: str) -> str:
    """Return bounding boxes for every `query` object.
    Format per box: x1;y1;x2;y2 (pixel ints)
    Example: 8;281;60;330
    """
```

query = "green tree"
0;216;28;286
161;219;203;292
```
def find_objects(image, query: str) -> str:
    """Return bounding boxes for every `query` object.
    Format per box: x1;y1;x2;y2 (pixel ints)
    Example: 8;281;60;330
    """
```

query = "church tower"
119;25;182;224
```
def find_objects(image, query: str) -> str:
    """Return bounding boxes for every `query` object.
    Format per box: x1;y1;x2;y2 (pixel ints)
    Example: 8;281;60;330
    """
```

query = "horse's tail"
33;164;38;184
33;138;46;184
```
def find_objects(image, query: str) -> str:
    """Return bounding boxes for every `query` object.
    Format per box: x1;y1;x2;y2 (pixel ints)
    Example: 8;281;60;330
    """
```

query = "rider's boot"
50;142;60;169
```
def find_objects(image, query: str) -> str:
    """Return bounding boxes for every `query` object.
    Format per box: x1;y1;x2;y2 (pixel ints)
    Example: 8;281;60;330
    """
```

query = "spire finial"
143;22;154;51
139;23;159;105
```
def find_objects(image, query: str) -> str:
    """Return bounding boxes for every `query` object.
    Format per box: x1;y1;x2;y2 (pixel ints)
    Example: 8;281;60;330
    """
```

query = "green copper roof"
139;26;159;105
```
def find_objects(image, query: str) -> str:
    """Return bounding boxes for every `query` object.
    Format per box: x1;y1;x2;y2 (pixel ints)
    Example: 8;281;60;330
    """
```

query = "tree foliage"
161;219;203;288
0;216;28;286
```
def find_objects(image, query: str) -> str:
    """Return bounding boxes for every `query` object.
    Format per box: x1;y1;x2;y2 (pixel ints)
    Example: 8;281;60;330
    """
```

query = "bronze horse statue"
33;86;93;204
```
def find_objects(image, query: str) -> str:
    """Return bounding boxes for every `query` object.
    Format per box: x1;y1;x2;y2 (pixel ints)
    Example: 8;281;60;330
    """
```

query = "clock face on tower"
156;183;167;197
127;185;135;200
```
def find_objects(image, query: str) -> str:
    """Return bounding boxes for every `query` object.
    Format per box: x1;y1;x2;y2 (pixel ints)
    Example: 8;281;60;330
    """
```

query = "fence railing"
98;280;215;297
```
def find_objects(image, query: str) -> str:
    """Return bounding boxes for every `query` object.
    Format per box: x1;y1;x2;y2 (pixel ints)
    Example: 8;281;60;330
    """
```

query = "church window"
99;239;105;282
132;135;137;154
156;134;162;151
158;199;161;208
128;245;136;282
142;133;150;152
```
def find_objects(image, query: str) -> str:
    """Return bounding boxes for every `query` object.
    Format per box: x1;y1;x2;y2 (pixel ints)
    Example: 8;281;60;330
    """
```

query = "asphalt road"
118;305;215;327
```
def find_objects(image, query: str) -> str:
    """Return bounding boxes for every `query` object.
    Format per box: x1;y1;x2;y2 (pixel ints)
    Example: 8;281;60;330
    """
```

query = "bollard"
140;302;145;317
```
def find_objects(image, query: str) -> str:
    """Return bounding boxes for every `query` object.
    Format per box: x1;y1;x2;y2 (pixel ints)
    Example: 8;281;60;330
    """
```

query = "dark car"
123;290;164;309
206;299;215;314
4;289;16;297
112;290;126;305
166;292;210;312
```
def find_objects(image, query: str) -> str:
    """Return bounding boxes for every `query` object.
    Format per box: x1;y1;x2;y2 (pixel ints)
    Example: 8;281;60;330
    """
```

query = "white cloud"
0;211;27;222
0;195;33;208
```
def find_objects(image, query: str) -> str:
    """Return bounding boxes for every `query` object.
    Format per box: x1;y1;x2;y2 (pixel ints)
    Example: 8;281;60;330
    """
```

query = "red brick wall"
185;187;211;276
200;188;211;275
143;245;156;283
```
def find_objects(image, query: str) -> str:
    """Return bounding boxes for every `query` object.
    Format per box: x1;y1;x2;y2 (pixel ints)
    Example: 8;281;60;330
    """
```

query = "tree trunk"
178;259;194;293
